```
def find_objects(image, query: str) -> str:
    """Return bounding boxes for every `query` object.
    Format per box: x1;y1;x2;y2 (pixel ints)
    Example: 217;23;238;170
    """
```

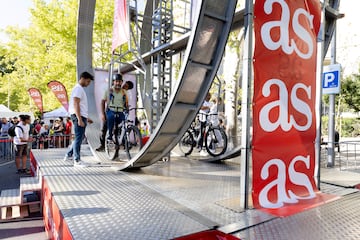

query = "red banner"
28;88;43;113
47;80;69;111
252;0;322;214
112;0;129;51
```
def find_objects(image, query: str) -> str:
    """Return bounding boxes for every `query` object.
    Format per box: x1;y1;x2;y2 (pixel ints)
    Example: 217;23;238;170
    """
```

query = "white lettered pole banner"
28;88;43;114
47;80;69;111
252;0;337;216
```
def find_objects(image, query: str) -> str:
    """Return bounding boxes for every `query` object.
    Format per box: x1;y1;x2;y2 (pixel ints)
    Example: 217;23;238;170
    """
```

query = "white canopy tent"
43;106;69;120
0;104;35;120
0;104;12;113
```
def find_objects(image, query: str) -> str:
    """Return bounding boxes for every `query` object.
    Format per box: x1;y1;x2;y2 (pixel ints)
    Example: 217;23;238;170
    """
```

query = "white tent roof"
0;111;35;120
0;104;13;113
43;106;69;119
0;104;35;120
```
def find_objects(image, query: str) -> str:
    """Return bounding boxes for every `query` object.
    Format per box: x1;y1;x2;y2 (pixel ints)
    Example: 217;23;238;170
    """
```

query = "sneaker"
200;150;209;156
21;169;31;174
74;160;89;168
63;155;73;161
96;145;105;152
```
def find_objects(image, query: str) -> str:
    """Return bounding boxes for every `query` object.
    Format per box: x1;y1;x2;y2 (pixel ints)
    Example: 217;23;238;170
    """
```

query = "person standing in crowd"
64;71;94;167
12;116;19;125
64;116;72;147
39;122;50;149
13;114;32;174
52;118;64;148
0;117;13;158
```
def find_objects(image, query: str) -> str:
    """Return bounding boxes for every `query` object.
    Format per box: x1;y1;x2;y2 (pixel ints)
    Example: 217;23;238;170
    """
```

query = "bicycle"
105;108;143;160
179;113;227;157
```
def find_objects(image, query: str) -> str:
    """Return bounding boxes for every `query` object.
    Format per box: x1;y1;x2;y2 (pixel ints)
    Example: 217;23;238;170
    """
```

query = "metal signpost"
322;63;341;167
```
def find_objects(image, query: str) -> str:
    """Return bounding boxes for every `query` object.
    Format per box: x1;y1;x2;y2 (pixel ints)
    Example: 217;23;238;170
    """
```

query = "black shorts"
15;144;27;157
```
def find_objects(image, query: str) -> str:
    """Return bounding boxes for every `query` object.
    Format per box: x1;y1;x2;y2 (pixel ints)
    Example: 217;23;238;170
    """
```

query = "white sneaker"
74;160;89;168
200;150;208;156
63;155;73;161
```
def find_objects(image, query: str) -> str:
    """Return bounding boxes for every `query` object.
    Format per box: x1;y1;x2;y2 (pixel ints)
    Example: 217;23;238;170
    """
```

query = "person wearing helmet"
96;73;131;151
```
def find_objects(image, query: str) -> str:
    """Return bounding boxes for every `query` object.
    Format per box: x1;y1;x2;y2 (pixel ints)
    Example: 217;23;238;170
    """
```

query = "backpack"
8;125;23;137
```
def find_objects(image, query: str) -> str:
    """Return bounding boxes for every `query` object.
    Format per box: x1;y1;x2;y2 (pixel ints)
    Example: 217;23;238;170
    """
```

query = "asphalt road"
0;157;21;191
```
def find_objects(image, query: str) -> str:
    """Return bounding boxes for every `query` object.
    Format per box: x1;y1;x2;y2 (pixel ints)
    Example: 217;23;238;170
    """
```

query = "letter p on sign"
322;64;341;94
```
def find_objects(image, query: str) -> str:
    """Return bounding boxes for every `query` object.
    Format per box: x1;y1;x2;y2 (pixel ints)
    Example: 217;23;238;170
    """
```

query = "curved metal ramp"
76;0;237;169
127;0;237;169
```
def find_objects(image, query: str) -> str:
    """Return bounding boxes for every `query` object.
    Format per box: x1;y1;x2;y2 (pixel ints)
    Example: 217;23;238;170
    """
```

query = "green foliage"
339;118;360;137
322;115;360;137
93;0;114;68
340;74;360;112
321;72;360;138
0;0;115;113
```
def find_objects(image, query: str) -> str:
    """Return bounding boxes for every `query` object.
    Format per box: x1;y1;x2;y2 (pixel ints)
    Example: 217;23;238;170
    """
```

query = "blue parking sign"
322;64;341;94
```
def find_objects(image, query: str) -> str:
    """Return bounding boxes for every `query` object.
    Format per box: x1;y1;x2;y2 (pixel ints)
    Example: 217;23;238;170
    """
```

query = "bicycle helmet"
113;73;123;81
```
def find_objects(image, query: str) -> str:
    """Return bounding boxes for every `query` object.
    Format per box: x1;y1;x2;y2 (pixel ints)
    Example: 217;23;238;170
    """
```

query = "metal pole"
240;0;253;210
315;1;326;189
327;25;337;167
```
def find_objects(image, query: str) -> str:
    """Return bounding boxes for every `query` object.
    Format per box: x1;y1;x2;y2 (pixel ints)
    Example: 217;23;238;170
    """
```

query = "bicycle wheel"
179;130;194;156
105;131;118;160
125;126;143;160
205;127;227;157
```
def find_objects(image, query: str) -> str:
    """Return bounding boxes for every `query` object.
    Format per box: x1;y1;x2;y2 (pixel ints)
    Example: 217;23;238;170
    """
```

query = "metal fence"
320;141;360;171
3;135;360;170
0;135;73;161
0;137;16;162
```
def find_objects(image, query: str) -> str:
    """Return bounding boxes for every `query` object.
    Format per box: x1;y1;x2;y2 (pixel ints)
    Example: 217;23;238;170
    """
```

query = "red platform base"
173;230;239;240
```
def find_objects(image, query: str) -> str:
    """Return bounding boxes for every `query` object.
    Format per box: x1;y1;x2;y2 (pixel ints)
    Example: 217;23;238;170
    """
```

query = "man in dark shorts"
13;114;33;174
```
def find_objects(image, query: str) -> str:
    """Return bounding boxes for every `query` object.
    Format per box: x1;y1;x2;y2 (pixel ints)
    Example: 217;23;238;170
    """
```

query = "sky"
0;0;33;42
0;0;359;75
335;1;360;76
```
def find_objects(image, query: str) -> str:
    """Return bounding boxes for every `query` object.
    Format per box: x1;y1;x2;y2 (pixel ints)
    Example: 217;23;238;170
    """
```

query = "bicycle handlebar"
125;107;145;113
197;112;219;116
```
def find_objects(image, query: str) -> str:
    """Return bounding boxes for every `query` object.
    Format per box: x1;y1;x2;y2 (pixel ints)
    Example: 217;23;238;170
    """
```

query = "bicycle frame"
106;108;143;161
179;112;227;157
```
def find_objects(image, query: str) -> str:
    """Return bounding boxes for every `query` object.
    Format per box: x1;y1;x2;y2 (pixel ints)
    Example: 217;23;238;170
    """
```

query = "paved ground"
0;158;21;191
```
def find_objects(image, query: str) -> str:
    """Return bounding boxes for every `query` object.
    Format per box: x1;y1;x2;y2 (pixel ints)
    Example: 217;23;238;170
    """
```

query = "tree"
0;0;115;112
93;0;114;69
341;74;360;112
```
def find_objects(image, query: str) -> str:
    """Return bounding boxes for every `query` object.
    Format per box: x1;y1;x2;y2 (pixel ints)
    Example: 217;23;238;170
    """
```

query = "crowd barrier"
0;134;74;160
321;141;360;170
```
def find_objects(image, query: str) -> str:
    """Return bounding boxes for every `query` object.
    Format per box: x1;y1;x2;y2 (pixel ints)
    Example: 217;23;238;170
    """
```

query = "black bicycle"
179;113;227;157
105;108;143;160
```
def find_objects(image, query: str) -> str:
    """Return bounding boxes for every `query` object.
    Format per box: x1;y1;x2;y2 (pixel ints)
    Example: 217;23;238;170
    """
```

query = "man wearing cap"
64;71;94;167
96;73;132;151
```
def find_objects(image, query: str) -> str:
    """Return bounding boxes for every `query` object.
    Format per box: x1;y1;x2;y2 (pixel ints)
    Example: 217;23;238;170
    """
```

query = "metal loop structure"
77;0;341;170
77;0;237;170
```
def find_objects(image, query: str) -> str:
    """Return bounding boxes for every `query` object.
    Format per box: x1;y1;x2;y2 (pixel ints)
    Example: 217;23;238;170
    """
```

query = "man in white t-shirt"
198;93;212;149
64;71;94;167
13;114;32;174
